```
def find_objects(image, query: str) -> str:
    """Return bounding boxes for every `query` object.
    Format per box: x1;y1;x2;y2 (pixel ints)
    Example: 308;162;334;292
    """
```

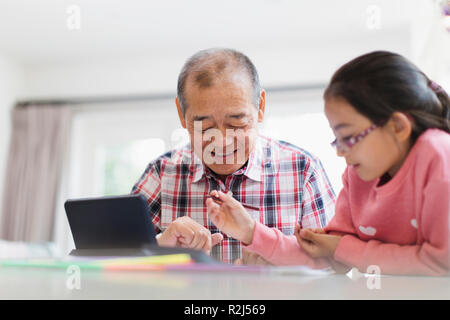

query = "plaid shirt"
131;135;336;263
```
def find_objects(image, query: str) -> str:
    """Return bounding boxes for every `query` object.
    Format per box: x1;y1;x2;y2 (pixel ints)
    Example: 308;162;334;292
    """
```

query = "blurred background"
0;0;448;256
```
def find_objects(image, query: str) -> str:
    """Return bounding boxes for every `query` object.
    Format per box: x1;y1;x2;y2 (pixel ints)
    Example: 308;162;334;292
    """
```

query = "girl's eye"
342;135;353;142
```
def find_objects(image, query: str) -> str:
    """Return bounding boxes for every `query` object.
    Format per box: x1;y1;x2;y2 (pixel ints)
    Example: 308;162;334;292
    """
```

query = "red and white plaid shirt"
132;135;336;263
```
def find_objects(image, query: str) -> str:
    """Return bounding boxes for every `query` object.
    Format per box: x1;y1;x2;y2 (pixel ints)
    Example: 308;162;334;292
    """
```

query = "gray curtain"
0;105;71;241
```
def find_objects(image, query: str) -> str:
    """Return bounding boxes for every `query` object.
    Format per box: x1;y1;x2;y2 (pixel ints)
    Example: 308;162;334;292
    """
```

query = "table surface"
1;266;449;300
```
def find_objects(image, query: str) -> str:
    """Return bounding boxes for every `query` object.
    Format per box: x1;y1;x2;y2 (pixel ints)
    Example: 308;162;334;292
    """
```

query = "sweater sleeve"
242;221;331;268
333;177;450;276
242;167;348;269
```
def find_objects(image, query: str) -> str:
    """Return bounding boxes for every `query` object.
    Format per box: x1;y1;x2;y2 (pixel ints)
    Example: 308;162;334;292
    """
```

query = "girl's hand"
206;190;256;245
294;226;342;258
294;224;326;236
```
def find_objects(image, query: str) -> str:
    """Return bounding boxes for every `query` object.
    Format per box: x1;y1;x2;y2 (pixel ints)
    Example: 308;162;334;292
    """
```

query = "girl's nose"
336;147;345;157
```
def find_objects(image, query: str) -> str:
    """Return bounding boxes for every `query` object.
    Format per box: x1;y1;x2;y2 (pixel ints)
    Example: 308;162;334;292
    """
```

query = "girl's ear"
388;112;412;143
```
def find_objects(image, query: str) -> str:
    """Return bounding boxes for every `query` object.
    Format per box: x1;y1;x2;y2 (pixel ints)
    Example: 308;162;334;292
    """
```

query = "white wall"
0;55;23;221
19;28;412;101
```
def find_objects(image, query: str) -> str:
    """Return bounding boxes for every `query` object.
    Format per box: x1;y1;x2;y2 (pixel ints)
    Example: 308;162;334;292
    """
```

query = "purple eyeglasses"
331;124;378;152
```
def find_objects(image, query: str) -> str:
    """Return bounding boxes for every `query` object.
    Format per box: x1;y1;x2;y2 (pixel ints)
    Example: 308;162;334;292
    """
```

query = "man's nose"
208;129;233;150
219;129;234;148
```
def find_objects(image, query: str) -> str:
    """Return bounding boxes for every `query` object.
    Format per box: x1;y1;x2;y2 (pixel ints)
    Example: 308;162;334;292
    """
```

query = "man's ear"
175;97;187;129
388;112;412;143
257;90;266;123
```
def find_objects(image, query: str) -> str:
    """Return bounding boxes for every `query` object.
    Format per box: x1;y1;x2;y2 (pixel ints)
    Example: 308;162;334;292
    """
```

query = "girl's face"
324;97;411;182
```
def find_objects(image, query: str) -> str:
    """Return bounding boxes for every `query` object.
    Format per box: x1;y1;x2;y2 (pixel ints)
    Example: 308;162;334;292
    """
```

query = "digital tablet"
64;194;220;264
64;194;156;250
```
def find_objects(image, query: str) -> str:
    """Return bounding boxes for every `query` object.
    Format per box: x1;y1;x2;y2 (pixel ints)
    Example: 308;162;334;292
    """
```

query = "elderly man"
132;48;335;263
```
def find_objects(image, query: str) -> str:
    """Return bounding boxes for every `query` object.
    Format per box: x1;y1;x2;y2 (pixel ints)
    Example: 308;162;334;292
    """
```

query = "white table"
0;266;449;300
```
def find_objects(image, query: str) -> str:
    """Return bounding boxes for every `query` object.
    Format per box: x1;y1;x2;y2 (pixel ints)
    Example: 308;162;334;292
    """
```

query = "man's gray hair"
177;48;262;116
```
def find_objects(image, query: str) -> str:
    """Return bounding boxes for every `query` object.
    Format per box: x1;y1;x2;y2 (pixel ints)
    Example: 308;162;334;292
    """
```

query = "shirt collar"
241;137;264;182
190;151;206;183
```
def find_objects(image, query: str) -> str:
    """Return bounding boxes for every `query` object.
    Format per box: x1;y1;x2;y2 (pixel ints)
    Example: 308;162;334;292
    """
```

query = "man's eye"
229;125;246;130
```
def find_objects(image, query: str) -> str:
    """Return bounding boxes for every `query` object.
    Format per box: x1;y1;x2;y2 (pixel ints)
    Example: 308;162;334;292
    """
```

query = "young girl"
206;51;450;276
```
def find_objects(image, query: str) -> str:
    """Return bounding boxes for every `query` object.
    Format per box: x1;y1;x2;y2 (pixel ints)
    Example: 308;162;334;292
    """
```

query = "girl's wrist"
242;220;256;246
328;235;342;256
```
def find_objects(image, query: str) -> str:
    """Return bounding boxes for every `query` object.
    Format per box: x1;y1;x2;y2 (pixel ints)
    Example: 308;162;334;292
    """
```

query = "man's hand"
234;248;272;266
157;216;223;255
206;190;255;245
294;225;342;258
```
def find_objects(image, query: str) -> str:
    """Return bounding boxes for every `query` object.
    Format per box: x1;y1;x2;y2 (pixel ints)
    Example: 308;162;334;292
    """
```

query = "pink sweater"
244;129;450;275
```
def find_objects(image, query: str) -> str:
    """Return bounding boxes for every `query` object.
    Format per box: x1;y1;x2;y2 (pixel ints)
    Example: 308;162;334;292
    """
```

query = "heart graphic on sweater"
359;225;376;236
411;219;418;229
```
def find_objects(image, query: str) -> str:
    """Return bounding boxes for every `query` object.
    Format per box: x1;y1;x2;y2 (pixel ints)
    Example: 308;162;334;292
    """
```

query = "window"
98;138;166;196
65;101;184;198
262;90;346;193
52;100;184;253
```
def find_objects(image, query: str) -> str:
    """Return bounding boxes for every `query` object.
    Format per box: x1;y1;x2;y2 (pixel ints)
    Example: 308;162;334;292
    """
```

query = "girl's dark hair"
324;51;450;143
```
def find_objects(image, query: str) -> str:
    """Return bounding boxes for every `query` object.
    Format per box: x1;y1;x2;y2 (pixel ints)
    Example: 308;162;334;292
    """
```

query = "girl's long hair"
324;51;450;143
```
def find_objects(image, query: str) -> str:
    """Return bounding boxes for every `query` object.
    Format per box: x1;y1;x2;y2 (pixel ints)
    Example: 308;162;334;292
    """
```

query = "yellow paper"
98;254;192;266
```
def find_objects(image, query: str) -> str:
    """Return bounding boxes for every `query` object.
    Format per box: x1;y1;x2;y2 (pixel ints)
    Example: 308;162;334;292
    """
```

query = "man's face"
177;77;265;178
